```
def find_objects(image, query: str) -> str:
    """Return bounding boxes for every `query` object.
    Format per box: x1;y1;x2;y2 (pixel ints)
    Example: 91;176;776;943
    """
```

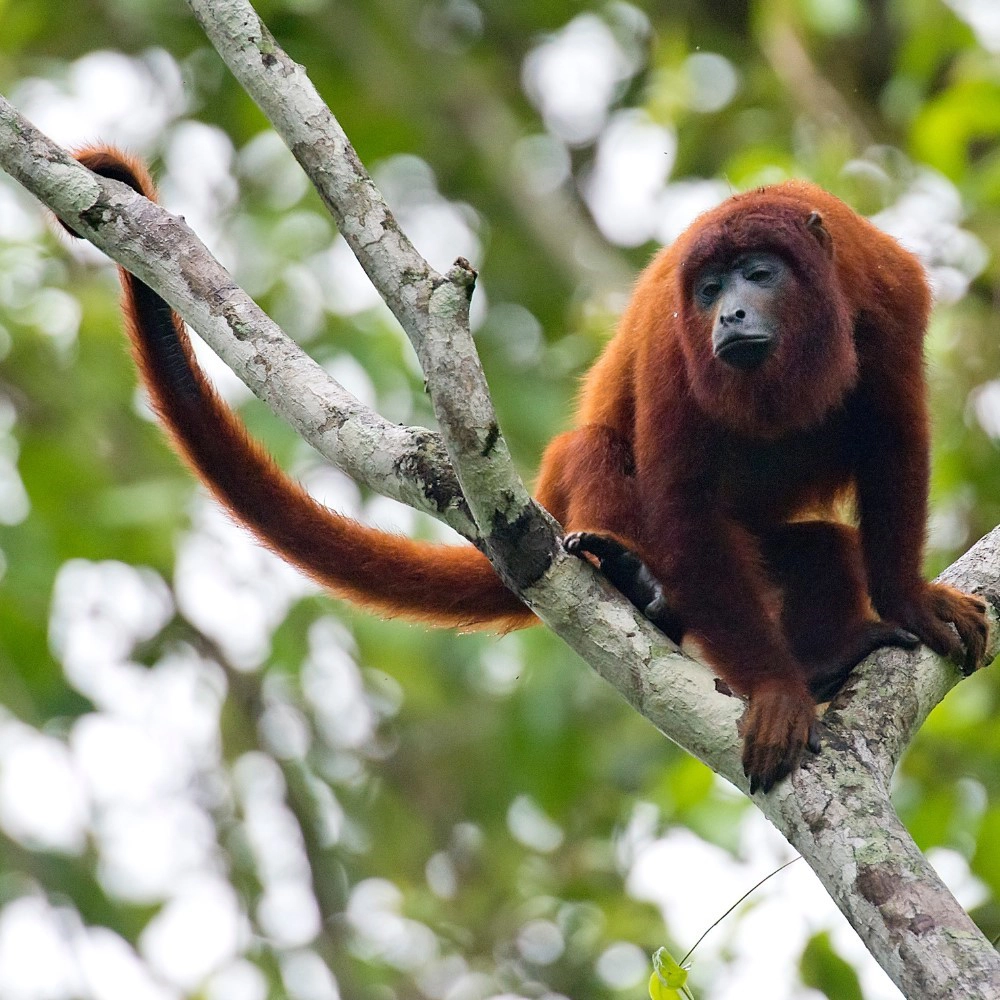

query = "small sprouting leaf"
652;946;689;988
649;946;693;998
647;857;802;1000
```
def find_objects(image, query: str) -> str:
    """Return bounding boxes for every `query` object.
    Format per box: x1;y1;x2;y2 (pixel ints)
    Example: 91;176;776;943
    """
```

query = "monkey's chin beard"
695;348;859;440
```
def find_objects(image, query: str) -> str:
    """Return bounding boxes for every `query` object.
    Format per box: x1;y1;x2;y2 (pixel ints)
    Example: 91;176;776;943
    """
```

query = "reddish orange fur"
71;149;988;788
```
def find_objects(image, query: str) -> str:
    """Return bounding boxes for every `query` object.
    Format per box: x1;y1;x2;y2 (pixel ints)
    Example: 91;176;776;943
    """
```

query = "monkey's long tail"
69;147;534;630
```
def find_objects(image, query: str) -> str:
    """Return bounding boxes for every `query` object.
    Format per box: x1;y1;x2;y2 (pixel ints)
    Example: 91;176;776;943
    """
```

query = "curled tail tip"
62;145;158;239
73;144;155;191
60;145;157;243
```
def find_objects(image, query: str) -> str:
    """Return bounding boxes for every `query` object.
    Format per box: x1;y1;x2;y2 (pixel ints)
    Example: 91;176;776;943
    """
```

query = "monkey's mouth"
714;333;774;370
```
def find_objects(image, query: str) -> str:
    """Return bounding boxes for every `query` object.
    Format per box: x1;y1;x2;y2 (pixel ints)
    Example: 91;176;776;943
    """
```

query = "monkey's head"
674;189;857;439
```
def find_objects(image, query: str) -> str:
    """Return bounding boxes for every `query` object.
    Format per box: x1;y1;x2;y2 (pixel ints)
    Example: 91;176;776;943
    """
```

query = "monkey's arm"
855;343;988;672
535;418;685;639
632;418;818;793
655;503;820;792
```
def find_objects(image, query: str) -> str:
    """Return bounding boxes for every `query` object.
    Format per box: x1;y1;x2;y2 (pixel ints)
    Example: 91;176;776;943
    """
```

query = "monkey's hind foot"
805;622;920;702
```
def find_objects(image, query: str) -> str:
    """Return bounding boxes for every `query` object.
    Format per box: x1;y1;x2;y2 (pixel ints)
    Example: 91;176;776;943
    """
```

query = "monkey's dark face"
695;252;789;370
676;212;857;439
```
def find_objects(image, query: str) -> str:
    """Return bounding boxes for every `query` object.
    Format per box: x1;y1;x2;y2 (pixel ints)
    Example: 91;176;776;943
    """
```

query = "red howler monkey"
65;147;988;793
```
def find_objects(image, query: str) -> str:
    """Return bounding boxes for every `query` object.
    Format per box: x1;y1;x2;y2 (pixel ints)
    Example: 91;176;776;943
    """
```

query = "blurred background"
1;0;999;997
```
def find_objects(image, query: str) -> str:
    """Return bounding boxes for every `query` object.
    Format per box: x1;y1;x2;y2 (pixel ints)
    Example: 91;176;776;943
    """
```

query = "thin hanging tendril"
679;857;801;966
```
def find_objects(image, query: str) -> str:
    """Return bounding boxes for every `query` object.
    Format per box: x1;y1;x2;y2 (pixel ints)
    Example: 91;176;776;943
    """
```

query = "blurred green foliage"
1;1;1000;998
800;931;864;1000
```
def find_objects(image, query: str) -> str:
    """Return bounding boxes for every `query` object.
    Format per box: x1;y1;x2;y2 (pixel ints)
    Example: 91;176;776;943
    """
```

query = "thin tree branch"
184;0;435;346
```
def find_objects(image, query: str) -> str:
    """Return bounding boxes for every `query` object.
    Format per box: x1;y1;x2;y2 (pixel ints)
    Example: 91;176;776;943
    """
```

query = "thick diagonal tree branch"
2;3;1000;992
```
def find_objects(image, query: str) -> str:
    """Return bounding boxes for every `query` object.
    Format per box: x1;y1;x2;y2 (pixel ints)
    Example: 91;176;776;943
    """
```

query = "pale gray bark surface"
2;4;999;995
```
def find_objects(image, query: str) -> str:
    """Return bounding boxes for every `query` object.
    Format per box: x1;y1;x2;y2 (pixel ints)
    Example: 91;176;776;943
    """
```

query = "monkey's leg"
760;521;918;701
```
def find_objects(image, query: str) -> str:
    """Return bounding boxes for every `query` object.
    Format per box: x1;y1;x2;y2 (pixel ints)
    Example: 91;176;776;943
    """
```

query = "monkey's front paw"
740;681;819;795
563;530;633;564
563;531;682;641
888;583;989;676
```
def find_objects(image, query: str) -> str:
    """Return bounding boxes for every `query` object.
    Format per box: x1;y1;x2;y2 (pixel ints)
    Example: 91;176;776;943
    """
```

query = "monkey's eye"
696;279;722;305
745;267;772;283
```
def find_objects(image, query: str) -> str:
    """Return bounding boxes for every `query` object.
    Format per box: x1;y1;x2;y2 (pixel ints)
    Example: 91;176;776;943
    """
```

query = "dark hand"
563;531;681;641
